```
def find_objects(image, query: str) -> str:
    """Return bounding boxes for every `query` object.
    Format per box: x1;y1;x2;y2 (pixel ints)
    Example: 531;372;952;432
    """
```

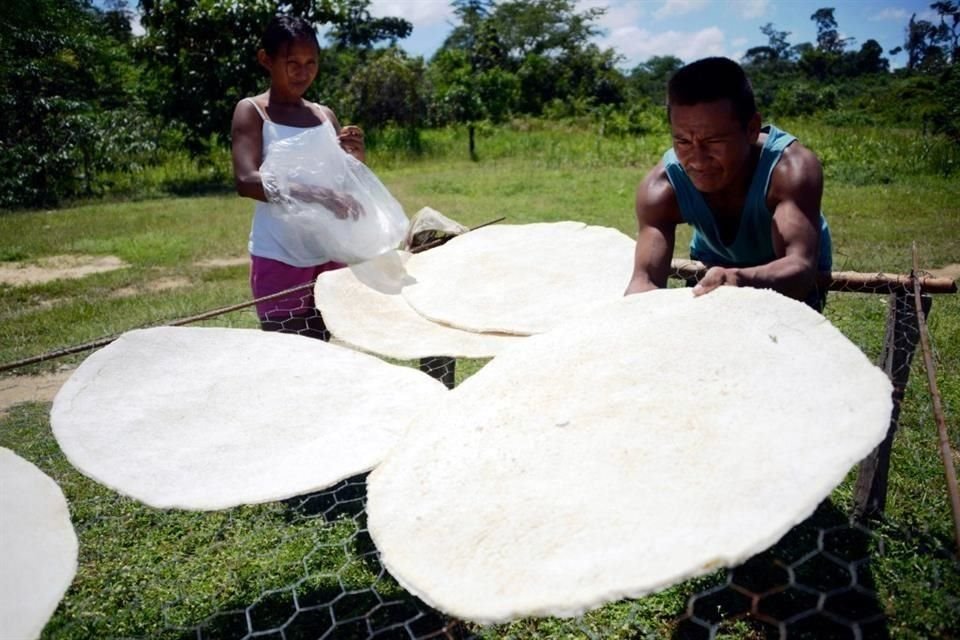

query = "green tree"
901;13;944;71
798;7;853;80
811;8;849;54
0;0;149;208
743;23;795;67
899;2;959;71
441;0;495;56
488;0;603;61
435;0;615;122
326;0;411;51
628;55;683;105
741;24;805;113
137;1;332;153
428;48;518;160
343;48;426;148
430;0;519;159
931;1;959;63
137;0;410;153
854;39;890;74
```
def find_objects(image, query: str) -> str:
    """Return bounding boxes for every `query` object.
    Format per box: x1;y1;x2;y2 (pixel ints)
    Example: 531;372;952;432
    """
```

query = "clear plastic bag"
404;206;470;251
260;125;409;264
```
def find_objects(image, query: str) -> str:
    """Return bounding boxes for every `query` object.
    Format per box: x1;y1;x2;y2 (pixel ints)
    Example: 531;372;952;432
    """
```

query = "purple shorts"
250;255;346;321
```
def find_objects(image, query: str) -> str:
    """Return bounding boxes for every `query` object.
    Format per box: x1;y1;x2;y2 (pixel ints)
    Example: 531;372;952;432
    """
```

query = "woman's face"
261;37;319;100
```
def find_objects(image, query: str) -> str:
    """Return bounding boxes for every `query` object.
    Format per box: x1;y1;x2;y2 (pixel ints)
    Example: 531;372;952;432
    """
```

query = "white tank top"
246;97;340;266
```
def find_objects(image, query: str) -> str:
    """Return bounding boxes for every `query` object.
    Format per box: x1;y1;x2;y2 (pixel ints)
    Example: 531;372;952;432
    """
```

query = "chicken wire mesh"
1;263;958;639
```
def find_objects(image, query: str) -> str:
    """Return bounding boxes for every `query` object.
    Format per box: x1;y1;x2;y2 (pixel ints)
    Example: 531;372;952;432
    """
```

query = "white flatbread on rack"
315;251;523;360
51;327;448;511
1;447;78;640
367;287;893;624
400;221;636;335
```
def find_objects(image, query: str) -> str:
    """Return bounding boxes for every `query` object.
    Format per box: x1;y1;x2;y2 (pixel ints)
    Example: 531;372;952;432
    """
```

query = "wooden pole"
669;259;958;294
910;244;960;554
853;289;931;519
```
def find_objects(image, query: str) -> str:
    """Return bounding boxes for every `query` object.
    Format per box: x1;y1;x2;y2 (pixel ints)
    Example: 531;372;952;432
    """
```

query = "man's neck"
704;144;762;218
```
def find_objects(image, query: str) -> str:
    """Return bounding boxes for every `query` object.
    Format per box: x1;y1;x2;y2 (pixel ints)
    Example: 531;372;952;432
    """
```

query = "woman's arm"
233;100;363;218
231;99;269;202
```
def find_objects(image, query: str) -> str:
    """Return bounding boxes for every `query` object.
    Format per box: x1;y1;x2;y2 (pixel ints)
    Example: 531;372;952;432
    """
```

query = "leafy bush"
769;83;839;118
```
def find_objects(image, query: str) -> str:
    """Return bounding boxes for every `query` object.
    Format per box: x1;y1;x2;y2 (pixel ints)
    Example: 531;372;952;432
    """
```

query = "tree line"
1;0;957;210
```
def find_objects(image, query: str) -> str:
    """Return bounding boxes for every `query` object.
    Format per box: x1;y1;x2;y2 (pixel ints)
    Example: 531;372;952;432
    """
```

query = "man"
624;57;832;310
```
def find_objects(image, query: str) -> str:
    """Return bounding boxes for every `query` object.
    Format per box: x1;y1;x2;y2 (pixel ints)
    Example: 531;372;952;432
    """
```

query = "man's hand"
692;266;742;296
338;125;365;162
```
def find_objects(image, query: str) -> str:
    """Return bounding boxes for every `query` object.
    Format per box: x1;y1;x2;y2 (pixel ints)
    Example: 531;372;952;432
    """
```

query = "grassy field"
1;118;958;639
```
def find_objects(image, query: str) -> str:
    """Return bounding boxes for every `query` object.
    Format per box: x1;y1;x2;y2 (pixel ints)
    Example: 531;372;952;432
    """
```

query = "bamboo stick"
910;243;960;555
669;259;958;294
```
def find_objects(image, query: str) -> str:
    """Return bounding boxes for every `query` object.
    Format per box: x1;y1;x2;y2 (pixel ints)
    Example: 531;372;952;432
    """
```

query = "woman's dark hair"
667;57;757;128
261;15;319;56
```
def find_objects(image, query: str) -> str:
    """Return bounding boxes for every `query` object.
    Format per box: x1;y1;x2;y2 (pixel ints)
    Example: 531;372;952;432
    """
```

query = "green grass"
1;117;958;638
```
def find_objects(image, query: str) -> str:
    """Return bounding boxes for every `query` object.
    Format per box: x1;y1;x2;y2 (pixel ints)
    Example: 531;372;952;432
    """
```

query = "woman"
231;15;365;340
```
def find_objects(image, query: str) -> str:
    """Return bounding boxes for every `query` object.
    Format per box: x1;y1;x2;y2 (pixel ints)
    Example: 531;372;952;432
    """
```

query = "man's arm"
693;143;823;300
624;163;683;295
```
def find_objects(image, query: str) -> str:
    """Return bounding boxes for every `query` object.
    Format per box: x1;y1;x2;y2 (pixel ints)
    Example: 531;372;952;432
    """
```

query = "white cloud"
598;25;727;67
583;0;646;35
732;37;749;47
730;0;769;19
869;6;936;22
130;10;144;37
368;0;454;29
869;8;909;21
653;0;710;20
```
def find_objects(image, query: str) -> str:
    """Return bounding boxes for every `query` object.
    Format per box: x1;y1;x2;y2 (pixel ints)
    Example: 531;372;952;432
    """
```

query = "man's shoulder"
781;137;820;165
638;162;674;201
637;162;683;224
766;134;824;212
771;138;823;193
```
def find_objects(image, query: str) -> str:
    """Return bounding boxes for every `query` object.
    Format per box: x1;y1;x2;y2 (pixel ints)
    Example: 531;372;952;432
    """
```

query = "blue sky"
112;0;937;70
365;0;938;69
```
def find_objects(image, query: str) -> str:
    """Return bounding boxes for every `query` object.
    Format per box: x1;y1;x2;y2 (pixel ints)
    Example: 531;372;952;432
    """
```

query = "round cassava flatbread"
315;251;524;359
367;287;893;624
401;221;636;335
0;447;78;640
51;327;448;510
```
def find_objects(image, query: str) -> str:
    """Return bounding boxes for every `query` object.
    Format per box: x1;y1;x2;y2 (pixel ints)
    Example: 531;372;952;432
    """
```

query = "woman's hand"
286;184;365;220
325;191;365;220
338;125;366;163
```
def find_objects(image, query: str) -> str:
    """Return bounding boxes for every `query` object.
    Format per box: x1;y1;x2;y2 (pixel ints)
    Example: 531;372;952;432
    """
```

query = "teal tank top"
662;125;832;271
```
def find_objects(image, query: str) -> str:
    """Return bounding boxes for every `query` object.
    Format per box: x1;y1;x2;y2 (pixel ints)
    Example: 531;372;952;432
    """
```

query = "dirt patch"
927;263;960;282
0;254;247;289
0;369;74;418
0;255;128;286
195;256;248;269
110;276;192;299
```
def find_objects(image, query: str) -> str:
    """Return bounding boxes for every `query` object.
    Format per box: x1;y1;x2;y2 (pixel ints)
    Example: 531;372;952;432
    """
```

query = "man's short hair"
667;57;757;128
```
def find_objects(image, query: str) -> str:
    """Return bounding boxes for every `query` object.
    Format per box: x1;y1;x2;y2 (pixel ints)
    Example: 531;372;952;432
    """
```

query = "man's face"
669;100;759;194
